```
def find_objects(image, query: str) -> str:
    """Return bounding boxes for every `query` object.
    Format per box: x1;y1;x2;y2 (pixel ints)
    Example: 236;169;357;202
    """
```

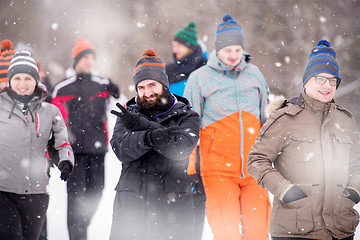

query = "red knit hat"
0;39;16;83
72;38;95;66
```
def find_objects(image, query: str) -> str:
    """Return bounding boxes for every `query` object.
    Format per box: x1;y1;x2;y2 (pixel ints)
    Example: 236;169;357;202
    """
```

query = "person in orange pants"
184;14;271;240
203;176;270;240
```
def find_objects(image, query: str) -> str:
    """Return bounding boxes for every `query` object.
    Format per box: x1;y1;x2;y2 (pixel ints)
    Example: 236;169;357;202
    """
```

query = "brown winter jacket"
248;92;360;239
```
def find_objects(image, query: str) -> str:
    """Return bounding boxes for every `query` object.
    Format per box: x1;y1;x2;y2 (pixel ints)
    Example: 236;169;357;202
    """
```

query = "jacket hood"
207;50;251;72
265;95;286;118
266;92;347;118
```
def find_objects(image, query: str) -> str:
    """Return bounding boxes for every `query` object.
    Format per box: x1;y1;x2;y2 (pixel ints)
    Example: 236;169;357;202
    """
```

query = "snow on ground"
45;97;360;240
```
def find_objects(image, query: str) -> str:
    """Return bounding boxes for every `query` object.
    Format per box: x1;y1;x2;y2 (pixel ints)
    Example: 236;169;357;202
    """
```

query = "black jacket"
52;71;119;154
165;45;207;85
111;94;200;193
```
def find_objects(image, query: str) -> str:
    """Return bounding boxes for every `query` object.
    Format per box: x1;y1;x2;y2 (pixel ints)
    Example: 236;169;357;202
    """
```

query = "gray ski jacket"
0;90;74;194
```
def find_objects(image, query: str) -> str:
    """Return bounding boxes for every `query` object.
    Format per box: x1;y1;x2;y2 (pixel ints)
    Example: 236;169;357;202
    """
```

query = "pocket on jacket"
336;195;359;233
332;133;353;165
287;132;316;162
115;168;143;192
275;196;315;234
200;126;240;173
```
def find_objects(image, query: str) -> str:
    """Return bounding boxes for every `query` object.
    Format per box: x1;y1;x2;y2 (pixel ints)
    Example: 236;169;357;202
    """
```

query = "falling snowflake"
136;21;145;28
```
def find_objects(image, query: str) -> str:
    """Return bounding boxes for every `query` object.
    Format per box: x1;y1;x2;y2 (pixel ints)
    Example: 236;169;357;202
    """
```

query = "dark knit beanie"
215;14;244;51
72;37;95;67
7;50;40;84
0;39;16;83
303;39;340;87
133;49;168;89
174;22;199;50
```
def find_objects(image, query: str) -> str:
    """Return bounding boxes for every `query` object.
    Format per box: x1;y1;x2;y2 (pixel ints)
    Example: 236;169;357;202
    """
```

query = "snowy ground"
45;98;360;240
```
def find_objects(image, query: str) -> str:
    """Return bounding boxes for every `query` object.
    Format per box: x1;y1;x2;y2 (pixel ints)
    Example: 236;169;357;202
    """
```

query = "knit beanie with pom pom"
303;39;340;88
133;49;168;89
0;39;16;83
215;14;244;51
174;22;199;50
72;37;95;67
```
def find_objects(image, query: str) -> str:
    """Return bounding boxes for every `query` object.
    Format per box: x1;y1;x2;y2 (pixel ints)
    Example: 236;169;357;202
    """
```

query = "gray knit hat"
215;14;244;51
303;39;340;87
133;49;168;89
7;50;40;85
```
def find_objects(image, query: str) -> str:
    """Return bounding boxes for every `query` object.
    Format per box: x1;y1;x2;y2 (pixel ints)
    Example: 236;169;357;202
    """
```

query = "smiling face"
217;45;244;67
137;79;164;108
304;72;337;103
10;73;37;96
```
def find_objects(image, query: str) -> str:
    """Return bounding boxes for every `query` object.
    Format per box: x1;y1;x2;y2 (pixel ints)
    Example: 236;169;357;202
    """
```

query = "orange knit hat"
0;39;16;83
72;38;95;66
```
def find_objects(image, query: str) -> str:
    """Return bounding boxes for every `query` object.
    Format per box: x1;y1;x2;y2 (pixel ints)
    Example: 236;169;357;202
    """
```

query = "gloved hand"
111;103;140;130
189;174;204;194
58;160;73;181
344;188;360;204
282;185;307;204
146;126;183;146
108;80;120;98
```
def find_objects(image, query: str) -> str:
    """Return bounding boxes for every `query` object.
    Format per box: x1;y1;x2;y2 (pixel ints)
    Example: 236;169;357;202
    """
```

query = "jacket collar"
286;91;335;114
126;94;190;121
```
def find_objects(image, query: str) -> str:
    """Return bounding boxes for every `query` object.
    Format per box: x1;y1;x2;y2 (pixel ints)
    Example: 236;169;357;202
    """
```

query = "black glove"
111;103;140;130
146;126;183;146
108;81;120;98
282;185;307;204
58;161;73;181
344;188;360;204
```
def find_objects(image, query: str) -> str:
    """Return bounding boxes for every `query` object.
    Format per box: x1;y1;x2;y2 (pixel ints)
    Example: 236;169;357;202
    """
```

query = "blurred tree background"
1;0;359;124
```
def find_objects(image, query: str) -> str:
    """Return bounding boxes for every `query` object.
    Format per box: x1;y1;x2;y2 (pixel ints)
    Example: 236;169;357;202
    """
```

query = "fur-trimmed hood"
265;95;286;118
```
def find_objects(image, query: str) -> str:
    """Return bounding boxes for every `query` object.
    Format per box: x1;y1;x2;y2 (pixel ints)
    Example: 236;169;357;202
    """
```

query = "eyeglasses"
314;75;340;86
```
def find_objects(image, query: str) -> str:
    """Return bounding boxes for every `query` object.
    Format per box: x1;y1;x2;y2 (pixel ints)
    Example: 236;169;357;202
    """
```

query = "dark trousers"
272;236;354;240
191;174;206;240
0;191;49;240
110;174;194;240
192;146;206;240
38;218;47;240
66;153;105;240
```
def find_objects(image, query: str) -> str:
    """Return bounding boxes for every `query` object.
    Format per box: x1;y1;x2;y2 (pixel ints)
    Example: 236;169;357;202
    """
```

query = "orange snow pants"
202;175;270;240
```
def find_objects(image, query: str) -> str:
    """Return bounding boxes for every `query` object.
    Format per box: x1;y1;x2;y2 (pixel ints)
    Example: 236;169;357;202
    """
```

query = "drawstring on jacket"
8;98;40;137
8;101;16;119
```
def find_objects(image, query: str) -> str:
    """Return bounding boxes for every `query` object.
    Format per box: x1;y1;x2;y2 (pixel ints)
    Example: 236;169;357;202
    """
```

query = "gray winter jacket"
248;92;360;239
0;90;74;194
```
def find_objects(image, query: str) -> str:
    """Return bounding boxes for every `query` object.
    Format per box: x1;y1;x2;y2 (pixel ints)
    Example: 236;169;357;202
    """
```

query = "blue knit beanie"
215;14;244;51
303;39;340;88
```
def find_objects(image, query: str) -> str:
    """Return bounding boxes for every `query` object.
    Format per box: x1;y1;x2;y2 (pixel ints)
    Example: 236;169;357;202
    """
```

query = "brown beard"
136;86;170;110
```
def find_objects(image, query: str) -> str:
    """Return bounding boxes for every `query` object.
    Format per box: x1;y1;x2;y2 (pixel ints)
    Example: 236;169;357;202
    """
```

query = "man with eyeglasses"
248;39;360;240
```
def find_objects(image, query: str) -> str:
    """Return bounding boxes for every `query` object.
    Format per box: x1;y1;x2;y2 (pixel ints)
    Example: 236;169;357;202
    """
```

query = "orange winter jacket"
184;51;269;178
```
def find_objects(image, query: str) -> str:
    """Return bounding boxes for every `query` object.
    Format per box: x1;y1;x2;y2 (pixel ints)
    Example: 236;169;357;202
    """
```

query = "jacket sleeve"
257;70;270;126
52;106;74;167
247;112;293;201
151;111;201;161
183;72;203;118
110;117;152;164
134;114;164;131
346;118;360;196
